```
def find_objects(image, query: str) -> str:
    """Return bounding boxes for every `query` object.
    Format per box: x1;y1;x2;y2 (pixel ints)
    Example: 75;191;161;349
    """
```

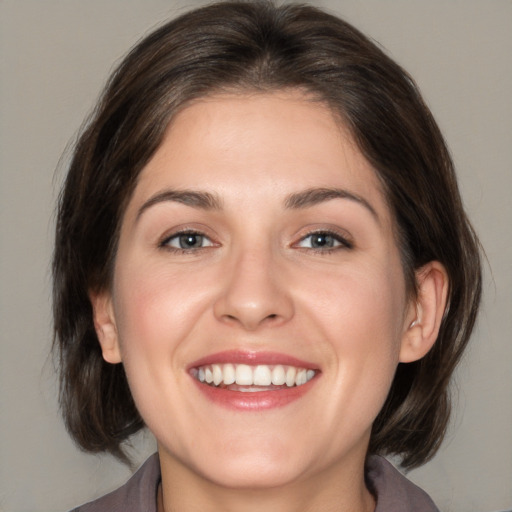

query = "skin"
92;91;448;512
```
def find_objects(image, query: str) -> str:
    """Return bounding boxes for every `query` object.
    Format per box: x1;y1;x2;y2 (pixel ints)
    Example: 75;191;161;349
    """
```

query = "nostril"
261;314;280;324
221;312;280;330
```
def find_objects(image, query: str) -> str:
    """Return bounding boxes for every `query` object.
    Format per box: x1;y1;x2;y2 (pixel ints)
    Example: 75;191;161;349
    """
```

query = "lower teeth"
238;386;275;393
210;383;289;392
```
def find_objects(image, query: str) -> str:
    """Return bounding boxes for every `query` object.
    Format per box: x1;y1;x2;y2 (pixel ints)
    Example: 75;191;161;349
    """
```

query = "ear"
89;290;122;364
400;261;449;363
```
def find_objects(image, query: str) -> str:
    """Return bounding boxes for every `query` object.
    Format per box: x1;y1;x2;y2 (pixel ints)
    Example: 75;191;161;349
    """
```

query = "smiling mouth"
191;363;317;391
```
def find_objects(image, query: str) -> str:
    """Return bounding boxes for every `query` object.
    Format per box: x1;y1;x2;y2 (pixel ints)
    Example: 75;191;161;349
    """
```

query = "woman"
53;1;481;511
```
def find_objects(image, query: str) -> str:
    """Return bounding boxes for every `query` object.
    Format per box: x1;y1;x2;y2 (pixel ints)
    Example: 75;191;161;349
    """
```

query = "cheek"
109;264;206;421
305;260;405;346
111;261;217;362
299;260;406;408
113;267;169;348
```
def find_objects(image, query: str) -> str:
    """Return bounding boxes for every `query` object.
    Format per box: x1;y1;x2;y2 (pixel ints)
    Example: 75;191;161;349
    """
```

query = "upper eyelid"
294;227;353;246
156;226;353;249
161;228;205;241
158;224;216;242
159;230;216;251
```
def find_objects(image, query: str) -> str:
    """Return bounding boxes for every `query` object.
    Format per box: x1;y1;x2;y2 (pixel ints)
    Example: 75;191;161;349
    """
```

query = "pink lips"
188;350;318;369
188;350;319;411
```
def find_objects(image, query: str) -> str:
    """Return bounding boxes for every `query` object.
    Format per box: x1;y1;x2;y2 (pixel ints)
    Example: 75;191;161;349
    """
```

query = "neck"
157;447;375;512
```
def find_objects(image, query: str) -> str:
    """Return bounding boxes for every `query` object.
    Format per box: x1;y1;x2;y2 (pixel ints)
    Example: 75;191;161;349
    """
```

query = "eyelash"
159;230;215;254
159;229;353;254
294;229;353;253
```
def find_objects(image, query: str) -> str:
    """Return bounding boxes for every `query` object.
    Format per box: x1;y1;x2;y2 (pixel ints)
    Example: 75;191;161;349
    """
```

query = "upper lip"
188;350;319;370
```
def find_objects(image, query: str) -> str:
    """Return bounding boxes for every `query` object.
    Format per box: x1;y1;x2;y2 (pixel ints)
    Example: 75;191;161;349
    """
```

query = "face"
95;91;417;491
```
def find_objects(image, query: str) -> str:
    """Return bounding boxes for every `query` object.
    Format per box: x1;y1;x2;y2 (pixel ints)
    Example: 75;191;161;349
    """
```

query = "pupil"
312;234;333;248
180;234;201;248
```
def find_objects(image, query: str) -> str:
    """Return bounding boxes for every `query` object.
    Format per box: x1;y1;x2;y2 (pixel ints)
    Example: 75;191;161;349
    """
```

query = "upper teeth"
195;364;316;388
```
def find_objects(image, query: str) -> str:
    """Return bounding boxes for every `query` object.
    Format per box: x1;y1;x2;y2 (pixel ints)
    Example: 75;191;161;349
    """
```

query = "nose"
213;247;294;331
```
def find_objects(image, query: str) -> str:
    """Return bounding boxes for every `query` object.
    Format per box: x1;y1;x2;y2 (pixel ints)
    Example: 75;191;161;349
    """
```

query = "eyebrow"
136;189;223;221
284;187;379;220
136;186;378;222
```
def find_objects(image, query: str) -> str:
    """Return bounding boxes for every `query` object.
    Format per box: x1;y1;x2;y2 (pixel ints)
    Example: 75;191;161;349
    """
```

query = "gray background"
1;1;511;511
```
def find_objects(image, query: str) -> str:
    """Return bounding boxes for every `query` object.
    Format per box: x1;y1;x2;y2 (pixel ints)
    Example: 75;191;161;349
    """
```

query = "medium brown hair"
53;0;481;468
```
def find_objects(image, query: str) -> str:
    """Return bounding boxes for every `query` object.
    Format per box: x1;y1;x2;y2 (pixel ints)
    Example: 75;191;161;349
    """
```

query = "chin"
200;456;304;490
185;436;310;490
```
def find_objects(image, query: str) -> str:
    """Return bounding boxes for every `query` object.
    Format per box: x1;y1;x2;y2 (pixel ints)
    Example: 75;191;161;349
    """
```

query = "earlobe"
400;261;449;363
89;290;122;364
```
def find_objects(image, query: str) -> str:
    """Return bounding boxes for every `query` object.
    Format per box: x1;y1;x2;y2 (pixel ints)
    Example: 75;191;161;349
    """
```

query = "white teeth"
296;369;307;386
271;365;286;385
253;365;272;386
212;364;223;386
223;363;236;385
195;363;316;389
235;364;253;385
286;366;296;387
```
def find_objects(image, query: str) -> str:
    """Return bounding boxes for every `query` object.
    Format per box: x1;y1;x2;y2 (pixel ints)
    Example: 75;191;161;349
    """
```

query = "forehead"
126;91;391;224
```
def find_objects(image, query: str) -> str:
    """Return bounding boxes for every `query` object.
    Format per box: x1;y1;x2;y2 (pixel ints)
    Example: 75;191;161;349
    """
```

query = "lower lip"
191;377;318;411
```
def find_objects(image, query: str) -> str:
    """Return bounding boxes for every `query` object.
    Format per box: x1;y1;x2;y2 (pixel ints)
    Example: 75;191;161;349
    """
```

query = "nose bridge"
213;239;294;330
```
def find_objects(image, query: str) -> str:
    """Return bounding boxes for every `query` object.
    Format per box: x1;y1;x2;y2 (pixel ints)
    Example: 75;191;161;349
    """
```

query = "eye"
161;231;214;251
295;231;352;250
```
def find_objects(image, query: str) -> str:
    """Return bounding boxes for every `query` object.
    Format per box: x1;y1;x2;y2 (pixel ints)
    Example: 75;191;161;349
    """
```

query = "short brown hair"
53;0;481;468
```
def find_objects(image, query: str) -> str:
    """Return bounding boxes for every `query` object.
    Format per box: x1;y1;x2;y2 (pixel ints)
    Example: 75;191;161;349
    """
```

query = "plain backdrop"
1;1;511;511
